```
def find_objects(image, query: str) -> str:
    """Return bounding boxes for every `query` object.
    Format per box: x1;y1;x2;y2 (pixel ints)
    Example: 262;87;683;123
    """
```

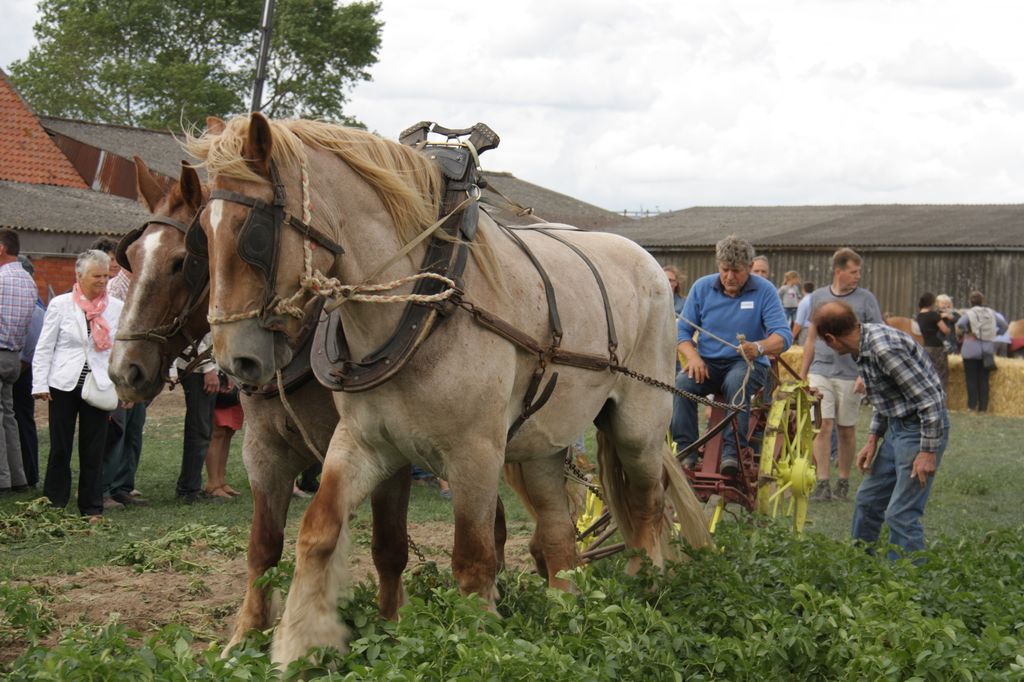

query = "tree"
8;0;382;130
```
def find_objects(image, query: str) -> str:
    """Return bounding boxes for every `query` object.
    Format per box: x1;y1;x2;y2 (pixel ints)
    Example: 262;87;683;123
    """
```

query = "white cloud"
7;0;1024;211
881;41;1014;90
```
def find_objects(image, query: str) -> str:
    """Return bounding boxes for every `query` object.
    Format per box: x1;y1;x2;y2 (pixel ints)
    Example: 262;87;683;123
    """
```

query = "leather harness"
309;122;623;440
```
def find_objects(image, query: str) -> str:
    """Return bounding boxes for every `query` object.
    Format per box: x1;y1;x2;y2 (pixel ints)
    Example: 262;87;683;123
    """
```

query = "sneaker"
833;478;850;501
809;480;832;502
102;496;125;510
720;456;739;477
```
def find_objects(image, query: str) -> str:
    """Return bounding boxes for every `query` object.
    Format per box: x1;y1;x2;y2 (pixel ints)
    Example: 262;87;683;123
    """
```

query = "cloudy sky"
5;0;1024;213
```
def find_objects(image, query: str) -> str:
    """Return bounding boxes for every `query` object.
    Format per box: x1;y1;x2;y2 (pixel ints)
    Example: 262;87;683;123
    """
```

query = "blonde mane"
186;117;446;249
186;116;499;286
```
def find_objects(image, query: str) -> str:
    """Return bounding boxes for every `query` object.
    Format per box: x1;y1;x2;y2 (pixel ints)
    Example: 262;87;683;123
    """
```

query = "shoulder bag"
79;319;119;411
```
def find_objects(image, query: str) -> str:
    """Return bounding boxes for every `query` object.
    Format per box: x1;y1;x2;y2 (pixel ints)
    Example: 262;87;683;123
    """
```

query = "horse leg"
447;454;502;608
370;466;411;620
505;456;577;590
595;407;672;575
225;428;306;651
271;426;396;666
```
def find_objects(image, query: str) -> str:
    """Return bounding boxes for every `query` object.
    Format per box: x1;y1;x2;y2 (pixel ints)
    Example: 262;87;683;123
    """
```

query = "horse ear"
179;162;203;212
244;112;273;176
134;155;166;212
206;116;226;135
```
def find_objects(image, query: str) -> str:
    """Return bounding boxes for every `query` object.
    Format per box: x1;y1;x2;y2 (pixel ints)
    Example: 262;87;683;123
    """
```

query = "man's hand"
854;376;866;395
686;356;709;384
911;452;937;487
203;370;220;394
856;435;879;474
738;341;761;362
33;392;51;401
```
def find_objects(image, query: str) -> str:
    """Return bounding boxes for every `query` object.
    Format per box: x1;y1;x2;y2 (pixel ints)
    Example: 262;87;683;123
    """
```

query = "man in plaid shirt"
813;301;949;559
0;229;37;493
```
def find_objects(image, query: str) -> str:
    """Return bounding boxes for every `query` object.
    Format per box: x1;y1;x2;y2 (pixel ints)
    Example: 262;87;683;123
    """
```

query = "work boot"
102;496;125;511
809;479;832;502
833;478;850;501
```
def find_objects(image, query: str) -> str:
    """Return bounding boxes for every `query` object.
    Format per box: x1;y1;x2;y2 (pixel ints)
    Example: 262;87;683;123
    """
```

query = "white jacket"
31;293;123;394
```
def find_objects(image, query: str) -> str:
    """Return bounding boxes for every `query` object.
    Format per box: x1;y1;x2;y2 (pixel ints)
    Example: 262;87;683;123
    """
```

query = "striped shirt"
856;323;946;452
0;260;38;351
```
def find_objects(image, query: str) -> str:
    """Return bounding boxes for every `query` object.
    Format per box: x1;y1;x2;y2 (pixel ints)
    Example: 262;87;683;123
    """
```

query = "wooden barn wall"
650;248;1023;321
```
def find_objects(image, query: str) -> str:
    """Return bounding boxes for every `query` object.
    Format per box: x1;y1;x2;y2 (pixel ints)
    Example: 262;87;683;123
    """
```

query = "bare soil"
3;520;534;664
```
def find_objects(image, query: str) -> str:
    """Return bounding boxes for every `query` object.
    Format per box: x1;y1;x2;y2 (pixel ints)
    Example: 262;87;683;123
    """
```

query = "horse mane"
184;117;443;251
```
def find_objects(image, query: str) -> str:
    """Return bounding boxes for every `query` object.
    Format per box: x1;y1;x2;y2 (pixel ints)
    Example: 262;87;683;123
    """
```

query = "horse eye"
171;257;185;274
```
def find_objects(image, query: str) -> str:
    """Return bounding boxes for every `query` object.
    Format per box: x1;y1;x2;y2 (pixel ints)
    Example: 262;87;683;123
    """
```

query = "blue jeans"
851;412;949;559
103;401;146;497
671;357;768;463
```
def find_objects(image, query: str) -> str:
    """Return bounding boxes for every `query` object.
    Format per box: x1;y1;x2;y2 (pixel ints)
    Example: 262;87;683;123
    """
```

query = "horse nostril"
127;363;144;387
233;356;262;380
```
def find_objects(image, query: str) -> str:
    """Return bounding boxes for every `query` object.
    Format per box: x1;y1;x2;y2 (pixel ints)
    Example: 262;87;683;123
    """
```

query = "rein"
677;314;756;408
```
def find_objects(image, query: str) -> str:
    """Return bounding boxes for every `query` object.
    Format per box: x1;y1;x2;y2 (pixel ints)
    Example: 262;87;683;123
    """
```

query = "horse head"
190;112;440;386
109;157;209;402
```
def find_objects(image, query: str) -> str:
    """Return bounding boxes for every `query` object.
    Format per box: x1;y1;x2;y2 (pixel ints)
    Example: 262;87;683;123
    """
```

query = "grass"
0;407;535;582
788;409;1024;539
1;405;1022;583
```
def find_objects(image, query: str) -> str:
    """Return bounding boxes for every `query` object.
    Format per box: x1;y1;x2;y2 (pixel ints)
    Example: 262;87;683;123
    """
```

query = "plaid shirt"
856;323;946;452
107;270;131;301
0;261;38;352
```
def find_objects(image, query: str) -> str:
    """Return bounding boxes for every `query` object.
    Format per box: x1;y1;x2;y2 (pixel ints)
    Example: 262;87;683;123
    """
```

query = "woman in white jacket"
32;250;123;521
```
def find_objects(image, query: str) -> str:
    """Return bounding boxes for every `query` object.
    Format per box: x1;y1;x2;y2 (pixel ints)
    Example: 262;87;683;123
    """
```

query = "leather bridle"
114;211;210;349
204;162;345;331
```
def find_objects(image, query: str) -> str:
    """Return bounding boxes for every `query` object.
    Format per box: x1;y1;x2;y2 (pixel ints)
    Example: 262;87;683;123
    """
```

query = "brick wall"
31;255;76;302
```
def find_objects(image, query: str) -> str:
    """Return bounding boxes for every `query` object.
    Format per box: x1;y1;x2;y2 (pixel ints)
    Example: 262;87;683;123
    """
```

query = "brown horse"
187;113;711;665
108;158;446;650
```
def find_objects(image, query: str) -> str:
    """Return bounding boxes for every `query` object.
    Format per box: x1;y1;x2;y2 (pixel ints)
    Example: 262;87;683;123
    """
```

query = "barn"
603;205;1024;320
0;67;624;300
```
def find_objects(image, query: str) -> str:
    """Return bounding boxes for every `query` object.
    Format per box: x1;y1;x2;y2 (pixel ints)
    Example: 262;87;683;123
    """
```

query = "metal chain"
610;364;738;411
563;448;603;499
407;533;428;564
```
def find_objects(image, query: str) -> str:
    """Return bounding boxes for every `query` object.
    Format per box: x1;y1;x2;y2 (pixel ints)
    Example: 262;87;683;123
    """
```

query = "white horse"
187;113;711;665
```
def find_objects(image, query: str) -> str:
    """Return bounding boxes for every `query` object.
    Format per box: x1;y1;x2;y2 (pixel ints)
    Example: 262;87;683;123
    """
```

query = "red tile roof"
0;70;87;188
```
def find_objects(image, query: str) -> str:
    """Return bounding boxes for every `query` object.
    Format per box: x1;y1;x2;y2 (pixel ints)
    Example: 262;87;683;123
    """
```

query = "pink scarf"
72;283;112;351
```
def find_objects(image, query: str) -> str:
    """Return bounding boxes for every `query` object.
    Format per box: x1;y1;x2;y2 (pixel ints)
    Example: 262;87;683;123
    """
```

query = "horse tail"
597;430;713;565
660;444;714;554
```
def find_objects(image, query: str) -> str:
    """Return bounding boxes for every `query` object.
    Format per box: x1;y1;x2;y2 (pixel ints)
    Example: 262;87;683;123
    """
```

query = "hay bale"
1007;319;1024;338
778;346;1024;417
947;354;1024;417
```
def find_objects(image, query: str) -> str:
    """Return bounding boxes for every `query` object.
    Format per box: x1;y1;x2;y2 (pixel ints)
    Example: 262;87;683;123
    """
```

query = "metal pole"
250;0;277;113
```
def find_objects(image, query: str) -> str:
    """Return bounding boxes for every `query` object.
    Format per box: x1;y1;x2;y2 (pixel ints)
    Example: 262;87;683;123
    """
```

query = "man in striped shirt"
813;301;949;559
0;229;37;493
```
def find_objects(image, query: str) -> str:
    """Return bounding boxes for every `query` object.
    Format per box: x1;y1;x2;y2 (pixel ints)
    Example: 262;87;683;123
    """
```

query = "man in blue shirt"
672;236;793;476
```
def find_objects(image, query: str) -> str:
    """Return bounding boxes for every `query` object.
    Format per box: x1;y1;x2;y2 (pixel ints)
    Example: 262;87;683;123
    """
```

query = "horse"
186;113;712;665
108;157;497;650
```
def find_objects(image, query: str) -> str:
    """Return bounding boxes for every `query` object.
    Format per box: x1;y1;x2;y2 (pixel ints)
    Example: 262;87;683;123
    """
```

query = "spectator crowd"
0;230;327;523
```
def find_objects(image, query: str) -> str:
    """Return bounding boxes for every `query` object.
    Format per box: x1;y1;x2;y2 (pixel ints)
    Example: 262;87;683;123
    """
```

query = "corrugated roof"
39;116;199;181
481;171;629;230
0;180;150;235
602;205;1024;248
0;71;88;189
